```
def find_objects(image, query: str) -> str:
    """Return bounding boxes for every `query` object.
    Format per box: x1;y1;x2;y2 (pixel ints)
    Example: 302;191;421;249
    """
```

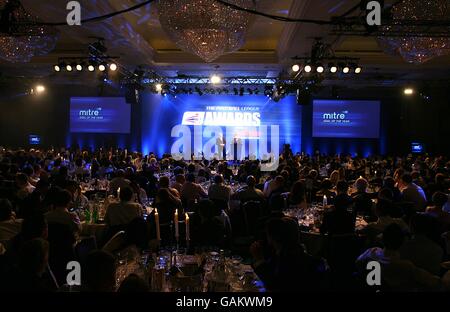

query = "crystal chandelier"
0;0;58;63
377;0;450;64
156;0;256;62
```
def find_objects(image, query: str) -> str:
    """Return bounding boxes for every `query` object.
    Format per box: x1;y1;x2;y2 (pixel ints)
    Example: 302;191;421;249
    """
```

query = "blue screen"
411;142;424;153
312;99;380;138
141;94;301;158
29;135;41;145
70;97;131;133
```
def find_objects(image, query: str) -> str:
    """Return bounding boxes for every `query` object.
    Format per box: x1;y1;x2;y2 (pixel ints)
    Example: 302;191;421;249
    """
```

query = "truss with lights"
290;39;362;75
291;57;362;75
53;57;119;73
141;77;281;85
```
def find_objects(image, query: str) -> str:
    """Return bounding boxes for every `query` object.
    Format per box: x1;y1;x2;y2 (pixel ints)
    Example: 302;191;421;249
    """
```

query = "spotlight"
155;83;163;92
304;65;312;73
99;64;106;72
88;64;95;72
76;64;83;71
316;64;324;73
342;66;350;74
66;64;73;72
329;63;338;73
404;87;414;95
54;64;61;72
109;63;118;71
210;74;221;84
31;85;46;95
354;66;362;74
292;64;300;72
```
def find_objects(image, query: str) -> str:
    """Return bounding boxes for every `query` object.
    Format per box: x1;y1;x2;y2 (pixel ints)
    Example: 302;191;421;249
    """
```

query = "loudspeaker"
125;87;139;104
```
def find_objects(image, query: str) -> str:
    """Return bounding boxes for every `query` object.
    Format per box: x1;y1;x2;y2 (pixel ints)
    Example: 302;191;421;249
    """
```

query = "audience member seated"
426;173;449;199
320;194;355;235
191;199;226;248
382;176;402;202
335;180;353;203
363;199;409;238
104;186;142;231
0;199;22;242
170;174;185;195
15;173;35;200
108;169;131;195
263;171;278;198
356;223;441;291
181;173;207;205
1;238;57;292
352;177;374;217
232;175;265;204
399;173;427;212
426;192;450;233
45;189;81;234
267;176;287;207
65;181;89;212
81;250;116;292
158;176;180;198
208;175;232;207
251;217;324;291
130;181;148;205
51;166;70;189
400;213;444;275
5;213;48;265
154;188;183;225
286;180;307;209
317;179;336;203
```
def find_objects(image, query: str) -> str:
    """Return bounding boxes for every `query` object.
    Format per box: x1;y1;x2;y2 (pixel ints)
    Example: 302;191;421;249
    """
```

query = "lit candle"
185;213;190;243
174;209;179;238
155;208;161;241
323;195;328;207
117;187;121;198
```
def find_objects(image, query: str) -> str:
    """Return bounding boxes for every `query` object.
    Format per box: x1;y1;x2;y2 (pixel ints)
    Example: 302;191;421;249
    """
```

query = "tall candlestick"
185;213;190;243
174;209;179;239
154;208;161;241
117;187;121;199
323;195;328;207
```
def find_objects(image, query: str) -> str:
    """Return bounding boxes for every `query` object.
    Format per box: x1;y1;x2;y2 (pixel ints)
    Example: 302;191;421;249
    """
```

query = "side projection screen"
312;99;380;139
70;97;131;134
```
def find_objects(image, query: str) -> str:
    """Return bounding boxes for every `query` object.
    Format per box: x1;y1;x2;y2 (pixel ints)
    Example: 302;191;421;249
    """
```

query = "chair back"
325;233;361;274
241;201;264;236
74;236;97;266
102;230;126;253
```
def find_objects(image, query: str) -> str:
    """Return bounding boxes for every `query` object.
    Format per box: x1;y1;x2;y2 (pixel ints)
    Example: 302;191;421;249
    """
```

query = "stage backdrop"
141;93;301;158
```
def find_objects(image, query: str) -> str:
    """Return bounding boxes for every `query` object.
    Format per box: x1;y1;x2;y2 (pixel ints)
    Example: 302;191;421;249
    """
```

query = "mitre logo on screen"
322;111;350;124
78;107;103;120
182;111;261;127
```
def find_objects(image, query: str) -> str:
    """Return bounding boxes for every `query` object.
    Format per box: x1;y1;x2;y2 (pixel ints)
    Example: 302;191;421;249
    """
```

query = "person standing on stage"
216;134;226;160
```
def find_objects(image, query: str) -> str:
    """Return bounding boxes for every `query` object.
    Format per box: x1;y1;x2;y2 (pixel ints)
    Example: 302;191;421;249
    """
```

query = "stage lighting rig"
291;39;362;76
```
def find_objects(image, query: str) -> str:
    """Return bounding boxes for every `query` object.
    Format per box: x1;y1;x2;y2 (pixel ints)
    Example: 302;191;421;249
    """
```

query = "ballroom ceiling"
0;0;449;87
